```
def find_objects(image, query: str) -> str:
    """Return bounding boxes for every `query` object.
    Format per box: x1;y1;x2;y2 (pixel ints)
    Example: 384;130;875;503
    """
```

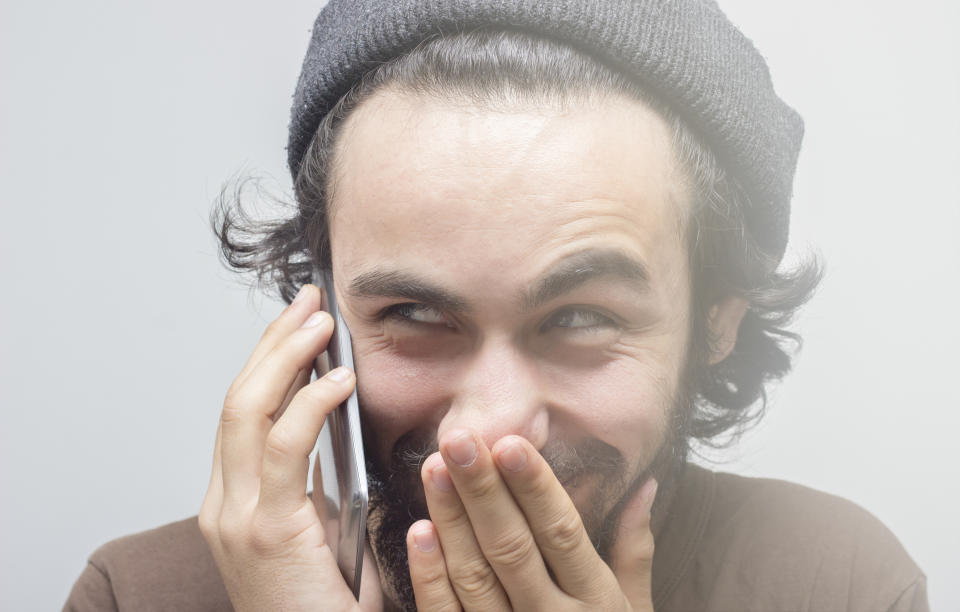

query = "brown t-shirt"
63;464;928;611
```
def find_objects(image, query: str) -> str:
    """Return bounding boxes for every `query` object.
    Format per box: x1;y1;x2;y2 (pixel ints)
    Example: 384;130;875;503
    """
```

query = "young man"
65;1;927;610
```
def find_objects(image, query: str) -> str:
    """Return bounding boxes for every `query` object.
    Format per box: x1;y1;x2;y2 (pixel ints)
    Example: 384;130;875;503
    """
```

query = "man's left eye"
542;308;617;331
383;303;455;328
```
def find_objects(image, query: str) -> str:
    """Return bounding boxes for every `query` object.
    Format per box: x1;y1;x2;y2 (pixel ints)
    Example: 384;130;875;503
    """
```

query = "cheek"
354;347;453;452
545;355;677;463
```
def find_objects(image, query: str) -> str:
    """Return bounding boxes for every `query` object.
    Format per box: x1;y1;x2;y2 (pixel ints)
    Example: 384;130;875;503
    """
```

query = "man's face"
326;88;693;603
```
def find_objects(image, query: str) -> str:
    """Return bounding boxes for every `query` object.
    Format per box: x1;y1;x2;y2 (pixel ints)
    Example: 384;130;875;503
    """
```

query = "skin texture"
199;88;748;611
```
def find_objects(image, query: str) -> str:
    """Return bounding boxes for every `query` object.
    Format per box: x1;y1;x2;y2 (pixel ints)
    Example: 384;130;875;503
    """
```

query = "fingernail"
446;432;477;467
326;366;351;382
430;464;454;491
497;440;527;472
300;311;325;328
292;285;309;305
413;525;437;553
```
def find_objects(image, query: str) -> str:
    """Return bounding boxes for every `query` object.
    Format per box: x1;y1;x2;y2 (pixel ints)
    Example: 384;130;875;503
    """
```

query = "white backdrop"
1;1;957;610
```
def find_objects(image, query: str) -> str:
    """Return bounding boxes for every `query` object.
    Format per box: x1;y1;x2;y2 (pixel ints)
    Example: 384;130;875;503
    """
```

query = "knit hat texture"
288;0;803;264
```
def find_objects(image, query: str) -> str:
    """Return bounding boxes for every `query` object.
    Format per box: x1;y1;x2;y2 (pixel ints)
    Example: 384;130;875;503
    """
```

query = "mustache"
374;430;625;493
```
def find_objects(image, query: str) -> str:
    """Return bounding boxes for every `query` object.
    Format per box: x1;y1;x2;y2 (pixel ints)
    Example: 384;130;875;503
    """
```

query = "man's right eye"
382;303;454;328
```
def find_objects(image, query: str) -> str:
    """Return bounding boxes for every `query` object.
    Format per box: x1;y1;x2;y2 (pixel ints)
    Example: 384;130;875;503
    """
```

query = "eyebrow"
520;248;652;311
346;248;652;313
348;270;471;312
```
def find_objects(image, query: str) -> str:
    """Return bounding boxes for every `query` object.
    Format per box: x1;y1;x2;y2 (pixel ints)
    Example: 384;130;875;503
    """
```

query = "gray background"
2;1;958;610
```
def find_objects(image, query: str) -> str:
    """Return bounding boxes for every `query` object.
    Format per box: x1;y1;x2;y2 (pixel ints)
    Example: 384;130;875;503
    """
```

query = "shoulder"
708;469;918;567
64;516;232;612
668;466;927;612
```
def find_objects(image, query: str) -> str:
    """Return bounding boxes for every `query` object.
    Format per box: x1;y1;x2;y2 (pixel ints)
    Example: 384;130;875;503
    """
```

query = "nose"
438;336;550;451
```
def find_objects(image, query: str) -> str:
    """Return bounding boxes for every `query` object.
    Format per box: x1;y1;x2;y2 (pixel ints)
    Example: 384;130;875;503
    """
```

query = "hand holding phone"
200;280;375;610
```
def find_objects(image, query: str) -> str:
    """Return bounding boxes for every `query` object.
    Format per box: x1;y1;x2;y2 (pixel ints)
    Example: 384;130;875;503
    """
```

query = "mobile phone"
314;266;368;601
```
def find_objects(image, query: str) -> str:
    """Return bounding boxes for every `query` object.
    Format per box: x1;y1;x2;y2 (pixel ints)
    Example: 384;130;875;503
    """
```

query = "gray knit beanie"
287;0;803;264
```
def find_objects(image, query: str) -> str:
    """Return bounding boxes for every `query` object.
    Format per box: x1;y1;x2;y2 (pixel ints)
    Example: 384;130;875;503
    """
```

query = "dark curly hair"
210;29;823;450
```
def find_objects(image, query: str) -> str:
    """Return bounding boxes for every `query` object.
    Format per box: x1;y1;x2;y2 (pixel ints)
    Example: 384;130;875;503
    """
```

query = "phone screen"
315;266;368;600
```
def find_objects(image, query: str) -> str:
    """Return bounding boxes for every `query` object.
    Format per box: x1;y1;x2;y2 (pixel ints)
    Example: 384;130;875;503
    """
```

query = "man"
65;1;927;610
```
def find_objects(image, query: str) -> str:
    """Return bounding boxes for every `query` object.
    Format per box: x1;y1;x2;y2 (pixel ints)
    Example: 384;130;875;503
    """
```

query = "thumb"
610;477;658;611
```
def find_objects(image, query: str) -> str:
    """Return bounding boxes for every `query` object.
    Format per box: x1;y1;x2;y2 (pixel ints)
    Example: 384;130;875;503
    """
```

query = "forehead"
327;89;690;285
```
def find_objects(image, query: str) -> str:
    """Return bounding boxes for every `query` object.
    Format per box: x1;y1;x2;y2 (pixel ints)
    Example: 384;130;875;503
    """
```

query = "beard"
361;387;694;612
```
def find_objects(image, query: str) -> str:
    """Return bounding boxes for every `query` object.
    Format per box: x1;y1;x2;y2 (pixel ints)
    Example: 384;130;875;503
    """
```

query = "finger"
437;431;556;606
609;478;658;610
257;367;355;518
232;284;321;390
433;429;560;609
233;312;334;422
275;367;312;423
491;435;614;600
422;453;512;611
407;520;461;612
220;310;334;507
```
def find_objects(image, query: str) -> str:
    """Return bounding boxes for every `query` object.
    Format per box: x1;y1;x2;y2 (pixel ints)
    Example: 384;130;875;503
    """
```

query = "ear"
707;296;750;365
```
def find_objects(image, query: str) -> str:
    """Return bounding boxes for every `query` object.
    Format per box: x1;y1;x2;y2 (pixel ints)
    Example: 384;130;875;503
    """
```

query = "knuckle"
263;427;298;459
197;511;217;541
263;318;284;339
484;531;536;570
197;499;221;539
459;471;500;501
448;557;500;600
296;381;331;403
247;511;285;555
247;524;276;556
422;598;460;612
540;507;586;556
636;531;656;559
224;380;240;402
438;498;471;527
581;590;626;610
415;562;450;592
220;400;246;426
517;468;553;498
294;377;348;411
217;518;248;552
247;507;314;556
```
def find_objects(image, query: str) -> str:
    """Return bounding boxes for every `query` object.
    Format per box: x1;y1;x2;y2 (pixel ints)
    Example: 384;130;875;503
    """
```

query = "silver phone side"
317;267;368;601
